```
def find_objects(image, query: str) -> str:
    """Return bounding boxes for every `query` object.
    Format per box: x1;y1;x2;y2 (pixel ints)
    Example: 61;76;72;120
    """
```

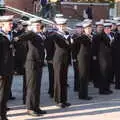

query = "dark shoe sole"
27;110;43;116
79;96;93;100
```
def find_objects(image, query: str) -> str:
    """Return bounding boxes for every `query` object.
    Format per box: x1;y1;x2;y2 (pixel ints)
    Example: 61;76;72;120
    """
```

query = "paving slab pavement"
7;66;120;120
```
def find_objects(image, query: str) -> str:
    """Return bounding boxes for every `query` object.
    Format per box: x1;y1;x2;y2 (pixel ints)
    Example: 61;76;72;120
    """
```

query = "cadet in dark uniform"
21;21;31;104
6;22;17;101
111;20;117;33
14;20;30;104
77;20;93;100
17;18;46;116
71;22;83;92
91;21;104;88
92;22;113;94
104;23;115;87
44;28;55;98
0;15;14;120
13;20;26;75
53;17;71;108
112;22;120;89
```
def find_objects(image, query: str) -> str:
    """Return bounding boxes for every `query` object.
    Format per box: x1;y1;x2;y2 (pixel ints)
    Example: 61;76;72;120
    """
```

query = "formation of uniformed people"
1;14;120;120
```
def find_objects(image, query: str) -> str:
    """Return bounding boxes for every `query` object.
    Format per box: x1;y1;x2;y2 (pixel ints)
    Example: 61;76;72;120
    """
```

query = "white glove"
93;56;97;60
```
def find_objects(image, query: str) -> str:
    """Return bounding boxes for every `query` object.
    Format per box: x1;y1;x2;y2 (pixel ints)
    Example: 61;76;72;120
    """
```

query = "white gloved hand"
14;37;19;42
93;56;97;60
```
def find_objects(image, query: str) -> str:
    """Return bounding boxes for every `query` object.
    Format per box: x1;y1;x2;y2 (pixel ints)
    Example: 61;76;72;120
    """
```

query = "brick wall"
115;0;120;16
5;0;33;13
4;1;110;20
61;2;109;21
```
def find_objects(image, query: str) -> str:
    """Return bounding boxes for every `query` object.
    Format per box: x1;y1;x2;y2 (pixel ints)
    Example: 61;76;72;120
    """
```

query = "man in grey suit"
18;18;46;116
52;17;71;108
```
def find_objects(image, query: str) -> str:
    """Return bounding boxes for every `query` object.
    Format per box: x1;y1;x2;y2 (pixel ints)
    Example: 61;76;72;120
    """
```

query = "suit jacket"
77;34;92;77
92;32;112;72
18;31;45;69
111;32;120;68
0;33;14;76
44;32;55;61
52;31;70;64
71;34;81;61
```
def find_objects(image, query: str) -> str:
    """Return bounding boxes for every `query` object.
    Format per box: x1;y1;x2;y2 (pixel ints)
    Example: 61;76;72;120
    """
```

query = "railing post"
0;0;4;7
0;0;5;16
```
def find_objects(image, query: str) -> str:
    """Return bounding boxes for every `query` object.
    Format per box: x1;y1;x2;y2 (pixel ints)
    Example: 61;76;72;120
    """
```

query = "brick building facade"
4;0;110;20
5;0;33;13
61;2;109;21
115;0;120;16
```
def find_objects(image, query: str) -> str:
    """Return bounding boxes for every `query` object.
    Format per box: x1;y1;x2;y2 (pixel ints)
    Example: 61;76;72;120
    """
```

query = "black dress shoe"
48;91;50;94
64;102;71;107
9;96;16;100
57;103;66;108
6;107;10;111
27;110;42;116
108;90;113;94
67;84;69;87
74;89;79;92
2;118;8;120
115;86;120;89
110;81;115;84
36;109;47;114
79;96;93;100
3;118;8;120
49;93;54;98
1;116;8;120
99;90;113;95
94;84;99;88
48;91;54;98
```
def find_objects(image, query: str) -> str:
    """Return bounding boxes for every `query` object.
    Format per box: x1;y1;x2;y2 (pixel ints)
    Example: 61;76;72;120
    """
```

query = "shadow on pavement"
7;99;120;119
25;107;120;120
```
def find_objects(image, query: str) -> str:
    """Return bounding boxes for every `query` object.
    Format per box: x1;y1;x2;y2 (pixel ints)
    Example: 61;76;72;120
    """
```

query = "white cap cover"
54;17;67;25
0;15;14;22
